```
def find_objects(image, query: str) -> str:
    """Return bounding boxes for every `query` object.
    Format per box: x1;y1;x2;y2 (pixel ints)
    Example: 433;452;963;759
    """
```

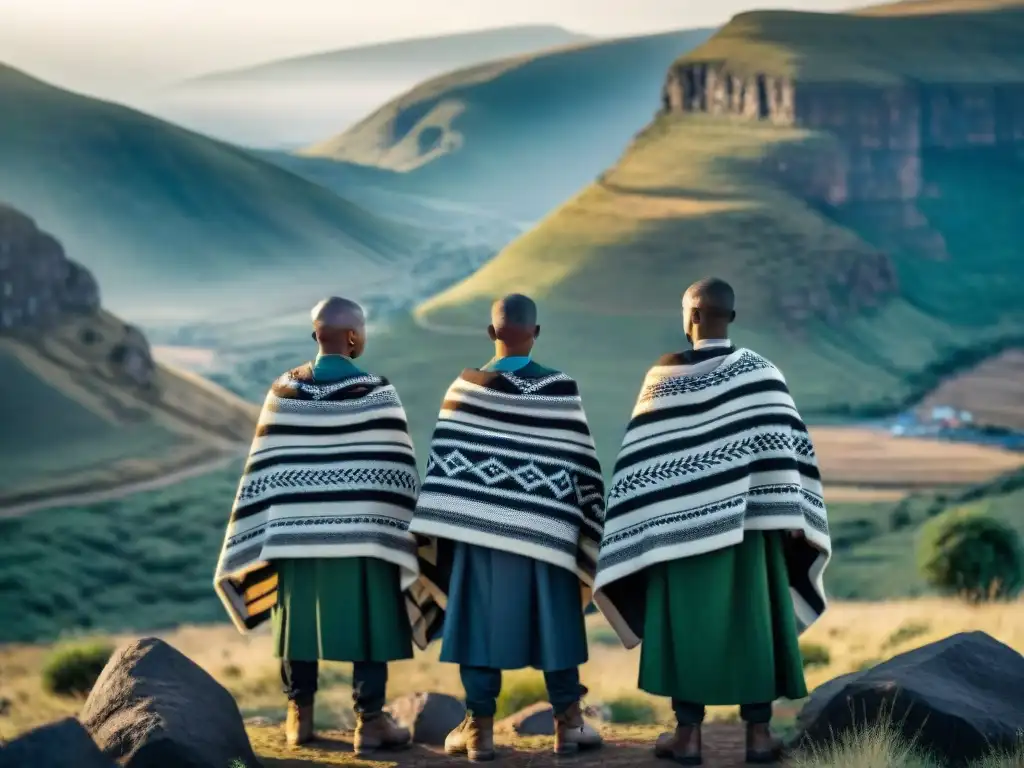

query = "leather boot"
745;723;783;764
285;699;315;747
654;724;702;765
444;714;496;762
554;701;603;755
353;711;411;756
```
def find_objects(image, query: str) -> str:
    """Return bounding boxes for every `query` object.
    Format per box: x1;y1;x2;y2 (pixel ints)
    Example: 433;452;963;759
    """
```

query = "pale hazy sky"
0;0;860;98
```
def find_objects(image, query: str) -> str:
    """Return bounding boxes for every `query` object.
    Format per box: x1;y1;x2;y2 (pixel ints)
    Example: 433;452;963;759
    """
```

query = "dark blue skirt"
439;542;588;671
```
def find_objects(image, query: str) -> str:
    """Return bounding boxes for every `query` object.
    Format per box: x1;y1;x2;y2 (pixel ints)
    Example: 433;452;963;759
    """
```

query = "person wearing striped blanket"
593;278;832;766
213;297;442;754
410;294;606;762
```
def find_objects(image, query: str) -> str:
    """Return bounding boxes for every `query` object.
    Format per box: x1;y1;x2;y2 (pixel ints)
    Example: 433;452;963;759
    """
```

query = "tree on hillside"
917;506;1024;603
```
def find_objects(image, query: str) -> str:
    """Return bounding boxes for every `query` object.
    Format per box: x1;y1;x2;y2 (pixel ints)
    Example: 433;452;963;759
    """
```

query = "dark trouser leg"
672;700;706;726
544;668;584;716
352;661;388;715
281;659;318;706
460;666;502;718
740;702;772;724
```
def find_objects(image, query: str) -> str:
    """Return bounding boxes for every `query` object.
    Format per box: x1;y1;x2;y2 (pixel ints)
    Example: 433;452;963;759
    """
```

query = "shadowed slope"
0;64;417;319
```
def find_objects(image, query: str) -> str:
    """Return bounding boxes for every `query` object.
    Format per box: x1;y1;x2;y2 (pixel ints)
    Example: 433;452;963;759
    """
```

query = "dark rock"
79;637;258;768
384;692;465;746
795;631;1024;767
0;717;117;768
496;702;554;736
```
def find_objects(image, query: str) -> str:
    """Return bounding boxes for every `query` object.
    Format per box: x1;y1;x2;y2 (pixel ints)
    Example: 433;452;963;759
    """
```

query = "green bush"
604;694;658;724
917;507;1024;602
42;641;114;696
882;621;931;650
800;642;831;669
495;673;548;719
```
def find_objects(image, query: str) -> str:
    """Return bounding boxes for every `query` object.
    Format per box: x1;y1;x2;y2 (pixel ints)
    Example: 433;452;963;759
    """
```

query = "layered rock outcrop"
0;204;100;329
664;65;1024;208
0;204;156;388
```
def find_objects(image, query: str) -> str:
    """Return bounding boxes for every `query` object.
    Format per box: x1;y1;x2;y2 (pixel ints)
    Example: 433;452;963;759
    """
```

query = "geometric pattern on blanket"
593;348;832;649
212;364;442;650
410;368;607;601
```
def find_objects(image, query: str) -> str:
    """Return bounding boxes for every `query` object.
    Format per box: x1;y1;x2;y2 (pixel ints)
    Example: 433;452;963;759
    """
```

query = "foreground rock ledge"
80;637;259;768
795;630;1024;767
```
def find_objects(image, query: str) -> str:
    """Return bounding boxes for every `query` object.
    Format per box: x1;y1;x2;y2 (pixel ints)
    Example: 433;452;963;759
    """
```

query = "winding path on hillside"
0;446;247;520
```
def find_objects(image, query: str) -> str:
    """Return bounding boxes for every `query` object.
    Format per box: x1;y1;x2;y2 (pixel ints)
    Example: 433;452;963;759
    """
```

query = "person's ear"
534;325;541;339
729;310;736;323
691;308;701;325
347;329;358;348
311;331;317;341
487;324;497;341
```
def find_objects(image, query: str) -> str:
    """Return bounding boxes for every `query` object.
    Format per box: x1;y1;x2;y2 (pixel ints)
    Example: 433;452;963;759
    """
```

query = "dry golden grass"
3;599;1022;746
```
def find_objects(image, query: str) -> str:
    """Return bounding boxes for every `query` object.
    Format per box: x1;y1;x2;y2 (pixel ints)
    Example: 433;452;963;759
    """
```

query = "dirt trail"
0;448;245;519
251;724;779;768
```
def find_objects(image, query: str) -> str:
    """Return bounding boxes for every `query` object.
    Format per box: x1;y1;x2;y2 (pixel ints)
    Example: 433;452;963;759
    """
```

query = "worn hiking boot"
353;712;411;756
285;700;315;748
444;714;496;762
654;725;702;765
554;701;603;755
745;723;783;764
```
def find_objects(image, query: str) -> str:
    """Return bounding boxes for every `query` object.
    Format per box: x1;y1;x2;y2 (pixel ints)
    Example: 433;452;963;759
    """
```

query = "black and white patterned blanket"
593;348;831;647
409;368;607;605
213;364;442;649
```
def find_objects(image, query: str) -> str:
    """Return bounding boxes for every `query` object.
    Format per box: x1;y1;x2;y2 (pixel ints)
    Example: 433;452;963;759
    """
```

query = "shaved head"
488;293;540;354
310;296;366;358
683;277;735;315
491;293;537;330
682;277;735;343
311;296;365;330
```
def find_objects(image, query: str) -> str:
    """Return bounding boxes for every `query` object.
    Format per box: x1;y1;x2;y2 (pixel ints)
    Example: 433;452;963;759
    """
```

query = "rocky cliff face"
664;65;1024;206
0;204;155;387
663;65;1024;265
0;205;100;328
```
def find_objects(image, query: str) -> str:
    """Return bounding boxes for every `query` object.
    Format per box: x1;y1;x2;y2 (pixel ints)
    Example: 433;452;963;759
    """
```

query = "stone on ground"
497;702;555;735
0;717;117;768
795;630;1024;767
79;637;258;768
384;692;466;745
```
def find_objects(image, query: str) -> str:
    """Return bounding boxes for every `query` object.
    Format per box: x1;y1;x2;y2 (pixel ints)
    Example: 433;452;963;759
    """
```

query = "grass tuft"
800;642;832;669
495;673;548;719
40;641;113;697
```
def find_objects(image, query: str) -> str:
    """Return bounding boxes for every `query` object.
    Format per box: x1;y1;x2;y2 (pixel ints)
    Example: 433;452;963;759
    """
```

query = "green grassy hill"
0;312;257;512
179;26;592;87
300;28;715;219
674;3;1024;83
397;1;1024;449
157;26;591;148
0;64;417;320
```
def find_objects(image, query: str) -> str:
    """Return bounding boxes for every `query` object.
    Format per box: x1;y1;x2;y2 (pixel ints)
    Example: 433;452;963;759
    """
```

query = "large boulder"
795;631;1024;766
384;692;465;746
79;637;258;768
0;718;117;768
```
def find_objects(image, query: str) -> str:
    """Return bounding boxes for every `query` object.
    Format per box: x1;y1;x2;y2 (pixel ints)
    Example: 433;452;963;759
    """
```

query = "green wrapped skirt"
271;557;413;663
638;531;808;704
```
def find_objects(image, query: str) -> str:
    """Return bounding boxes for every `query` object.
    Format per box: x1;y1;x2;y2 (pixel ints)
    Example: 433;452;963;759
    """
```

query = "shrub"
42;641;114;696
495;673;548;719
917;507;1024;602
604;694;658;724
800;642;831;669
889;506;913;531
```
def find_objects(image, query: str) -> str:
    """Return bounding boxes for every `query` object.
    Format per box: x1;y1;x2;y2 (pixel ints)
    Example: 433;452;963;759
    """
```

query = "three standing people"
214;281;830;765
